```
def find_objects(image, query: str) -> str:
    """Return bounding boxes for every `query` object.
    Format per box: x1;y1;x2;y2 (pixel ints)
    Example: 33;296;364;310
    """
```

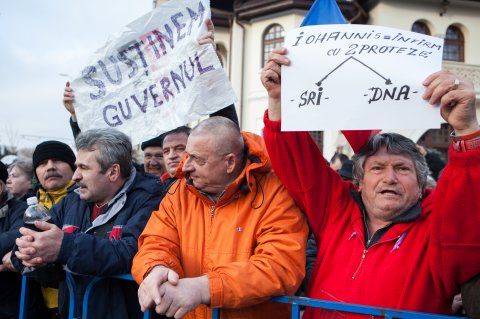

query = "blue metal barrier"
65;272;79;319
19;274;78;319
211;296;469;319
21;275;468;319
19;276;29;319
19;273;149;319
81;274;149;319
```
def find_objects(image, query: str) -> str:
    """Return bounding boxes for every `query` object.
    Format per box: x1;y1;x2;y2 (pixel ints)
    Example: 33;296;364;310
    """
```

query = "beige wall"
367;0;480;146
369;0;480;65
156;1;480;155
240;12;306;134
215;26;231;75
230;1;480;157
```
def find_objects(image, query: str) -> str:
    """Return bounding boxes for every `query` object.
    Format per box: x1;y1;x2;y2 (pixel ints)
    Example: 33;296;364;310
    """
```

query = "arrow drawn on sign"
315;56;392;87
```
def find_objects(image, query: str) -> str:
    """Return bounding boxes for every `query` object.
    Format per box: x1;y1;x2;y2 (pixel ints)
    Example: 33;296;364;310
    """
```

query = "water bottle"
24;197;51;231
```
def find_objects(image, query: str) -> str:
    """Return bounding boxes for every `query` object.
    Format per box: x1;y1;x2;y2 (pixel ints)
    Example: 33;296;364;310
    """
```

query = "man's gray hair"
75;128;132;178
352;133;429;190
191;117;244;155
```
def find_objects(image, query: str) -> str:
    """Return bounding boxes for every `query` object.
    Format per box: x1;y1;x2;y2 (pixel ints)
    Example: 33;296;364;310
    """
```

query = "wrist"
144;264;167;279
453;122;480;136
57;232;74;264
268;98;281;122
197;275;211;304
451;129;480;152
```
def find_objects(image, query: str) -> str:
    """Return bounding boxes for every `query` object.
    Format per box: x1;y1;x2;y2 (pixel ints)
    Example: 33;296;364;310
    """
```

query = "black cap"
339;160;354;181
0;161;7;184
32;141;76;173
141;134;165;151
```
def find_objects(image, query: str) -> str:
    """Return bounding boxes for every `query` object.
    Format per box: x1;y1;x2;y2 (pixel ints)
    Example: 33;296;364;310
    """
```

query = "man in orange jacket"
132;116;308;319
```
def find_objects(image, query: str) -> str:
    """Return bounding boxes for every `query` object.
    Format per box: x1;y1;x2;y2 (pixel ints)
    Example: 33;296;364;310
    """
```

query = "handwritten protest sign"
281;24;444;131
71;0;236;145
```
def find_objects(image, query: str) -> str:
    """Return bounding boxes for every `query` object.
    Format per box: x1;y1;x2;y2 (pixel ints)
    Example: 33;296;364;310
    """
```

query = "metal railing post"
65;272;79;319
18;276;29;319
82;277;102;318
80;274;150;319
291;301;301;319
211;308;220;319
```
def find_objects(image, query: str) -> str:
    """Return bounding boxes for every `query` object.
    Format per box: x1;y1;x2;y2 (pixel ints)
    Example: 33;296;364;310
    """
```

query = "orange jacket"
132;131;308;319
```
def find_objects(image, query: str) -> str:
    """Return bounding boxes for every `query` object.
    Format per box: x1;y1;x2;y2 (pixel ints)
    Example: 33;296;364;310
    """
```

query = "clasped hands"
138;265;210;318
14;221;64;267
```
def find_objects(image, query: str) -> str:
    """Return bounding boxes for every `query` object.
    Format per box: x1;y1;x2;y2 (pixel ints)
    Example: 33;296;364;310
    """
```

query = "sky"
0;0;153;151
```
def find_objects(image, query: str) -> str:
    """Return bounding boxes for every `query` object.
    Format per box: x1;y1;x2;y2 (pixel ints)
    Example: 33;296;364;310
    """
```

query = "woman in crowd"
6;158;35;200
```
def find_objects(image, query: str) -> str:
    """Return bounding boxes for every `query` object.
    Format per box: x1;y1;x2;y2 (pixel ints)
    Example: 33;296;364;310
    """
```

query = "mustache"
76;182;87;188
43;171;62;179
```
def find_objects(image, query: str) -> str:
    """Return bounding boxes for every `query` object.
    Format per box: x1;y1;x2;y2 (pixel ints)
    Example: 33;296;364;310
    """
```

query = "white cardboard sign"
281;24;445;131
71;0;236;145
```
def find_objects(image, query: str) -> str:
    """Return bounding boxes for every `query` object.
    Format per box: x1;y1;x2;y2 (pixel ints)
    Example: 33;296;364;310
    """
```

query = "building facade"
156;0;480;160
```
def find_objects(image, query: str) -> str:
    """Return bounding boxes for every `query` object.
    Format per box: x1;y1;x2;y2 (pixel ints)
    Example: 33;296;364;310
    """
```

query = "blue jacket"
20;168;163;318
1;192;47;319
0;192;25;319
0;192;26;256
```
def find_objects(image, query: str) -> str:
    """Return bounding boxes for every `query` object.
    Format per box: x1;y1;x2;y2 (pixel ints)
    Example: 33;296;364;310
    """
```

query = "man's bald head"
190;117;244;156
183;117;245;199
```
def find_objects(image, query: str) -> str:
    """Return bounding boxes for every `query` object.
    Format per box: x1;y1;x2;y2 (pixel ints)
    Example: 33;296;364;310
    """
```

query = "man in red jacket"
260;47;480;318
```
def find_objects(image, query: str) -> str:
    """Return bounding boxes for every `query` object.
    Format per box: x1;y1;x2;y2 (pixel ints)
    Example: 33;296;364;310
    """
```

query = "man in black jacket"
13;129;163;319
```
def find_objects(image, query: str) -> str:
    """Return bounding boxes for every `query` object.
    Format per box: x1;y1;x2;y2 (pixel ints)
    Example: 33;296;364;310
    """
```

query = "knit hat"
0;161;7;184
32;141;76;173
339;159;354;181
141;134;165;151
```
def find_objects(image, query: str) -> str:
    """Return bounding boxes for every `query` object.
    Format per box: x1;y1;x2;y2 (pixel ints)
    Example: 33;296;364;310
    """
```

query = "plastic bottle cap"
27;197;39;205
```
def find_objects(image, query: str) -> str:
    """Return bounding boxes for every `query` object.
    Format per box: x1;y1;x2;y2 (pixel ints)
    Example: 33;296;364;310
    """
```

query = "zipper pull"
360;249;367;260
352;249;368;279
210;206;215;220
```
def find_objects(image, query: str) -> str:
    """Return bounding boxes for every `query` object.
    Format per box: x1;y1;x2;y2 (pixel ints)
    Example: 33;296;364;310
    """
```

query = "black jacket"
15;169;163;319
1;192;47;319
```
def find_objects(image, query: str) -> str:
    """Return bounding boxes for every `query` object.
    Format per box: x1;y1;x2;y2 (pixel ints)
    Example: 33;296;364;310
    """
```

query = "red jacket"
132;131;308;319
263;111;480;318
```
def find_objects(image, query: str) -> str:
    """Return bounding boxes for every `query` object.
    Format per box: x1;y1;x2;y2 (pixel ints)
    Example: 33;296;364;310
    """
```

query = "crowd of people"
0;18;479;319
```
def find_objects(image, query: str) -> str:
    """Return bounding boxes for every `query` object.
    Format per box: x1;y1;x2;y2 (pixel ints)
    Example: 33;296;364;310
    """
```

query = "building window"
443;25;464;62
411;21;430;35
263;24;285;66
417;123;451;162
